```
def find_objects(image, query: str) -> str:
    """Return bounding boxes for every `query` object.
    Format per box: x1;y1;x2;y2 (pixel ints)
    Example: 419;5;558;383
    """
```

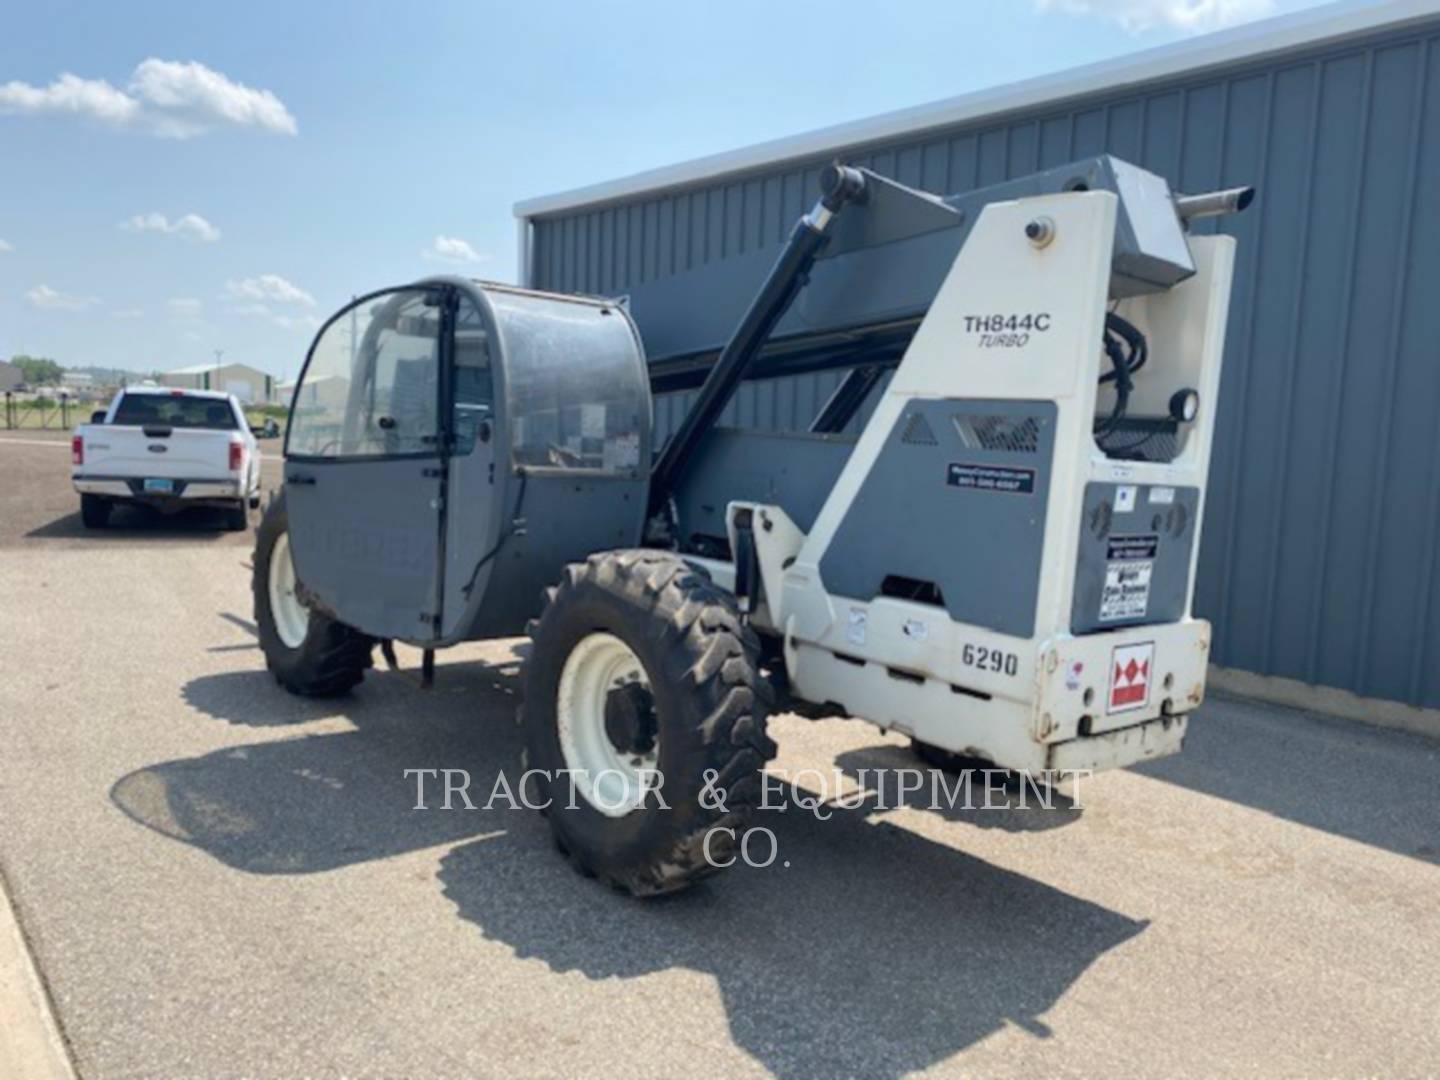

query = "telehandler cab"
254;155;1252;895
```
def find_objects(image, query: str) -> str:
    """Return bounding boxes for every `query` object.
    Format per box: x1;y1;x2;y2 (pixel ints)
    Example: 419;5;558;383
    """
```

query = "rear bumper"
786;615;1208;775
1044;711;1188;773
73;475;245;501
1036;619;1211;742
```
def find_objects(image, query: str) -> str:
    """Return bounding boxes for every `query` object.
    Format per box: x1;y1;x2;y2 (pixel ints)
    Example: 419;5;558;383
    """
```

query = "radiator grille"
900;412;938;445
953;413;1040;454
1094;420;1181;463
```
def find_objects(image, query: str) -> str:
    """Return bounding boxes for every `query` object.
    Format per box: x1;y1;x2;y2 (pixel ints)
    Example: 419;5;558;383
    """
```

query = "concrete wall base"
1208;665;1440;742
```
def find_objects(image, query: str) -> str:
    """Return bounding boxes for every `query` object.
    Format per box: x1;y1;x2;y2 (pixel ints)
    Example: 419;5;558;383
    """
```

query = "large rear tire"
521;550;775;897
252;492;374;697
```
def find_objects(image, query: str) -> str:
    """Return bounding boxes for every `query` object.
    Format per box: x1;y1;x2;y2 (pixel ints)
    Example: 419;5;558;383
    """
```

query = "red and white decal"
1108;642;1154;713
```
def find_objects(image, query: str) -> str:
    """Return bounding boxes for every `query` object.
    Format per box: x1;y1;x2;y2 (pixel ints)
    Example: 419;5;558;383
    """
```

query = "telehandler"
253;155;1251;894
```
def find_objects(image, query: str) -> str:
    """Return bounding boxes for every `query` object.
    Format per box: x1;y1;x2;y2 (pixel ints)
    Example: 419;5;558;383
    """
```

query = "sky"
1;0;1335;379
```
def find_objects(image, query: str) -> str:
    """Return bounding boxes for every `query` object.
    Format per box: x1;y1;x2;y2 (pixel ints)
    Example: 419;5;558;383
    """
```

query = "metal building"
515;0;1440;711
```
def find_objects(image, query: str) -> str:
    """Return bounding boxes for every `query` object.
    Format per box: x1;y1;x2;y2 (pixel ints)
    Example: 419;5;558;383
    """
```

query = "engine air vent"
900;412;939;446
953;413;1040;454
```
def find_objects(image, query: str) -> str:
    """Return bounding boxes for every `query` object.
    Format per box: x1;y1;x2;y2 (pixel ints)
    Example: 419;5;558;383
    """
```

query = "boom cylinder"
647;165;867;518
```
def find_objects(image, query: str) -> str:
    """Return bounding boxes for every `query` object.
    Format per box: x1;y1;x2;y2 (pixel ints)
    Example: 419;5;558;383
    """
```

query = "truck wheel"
521;550;776;897
224;502;250;532
252;492;374;696
80;494;111;529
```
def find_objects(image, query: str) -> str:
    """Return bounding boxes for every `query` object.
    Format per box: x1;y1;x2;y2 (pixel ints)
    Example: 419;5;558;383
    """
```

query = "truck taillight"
229;438;243;471
72;435;83;465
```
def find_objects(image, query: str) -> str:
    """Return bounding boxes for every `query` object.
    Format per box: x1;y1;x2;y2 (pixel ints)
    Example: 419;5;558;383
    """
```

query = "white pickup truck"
71;387;262;530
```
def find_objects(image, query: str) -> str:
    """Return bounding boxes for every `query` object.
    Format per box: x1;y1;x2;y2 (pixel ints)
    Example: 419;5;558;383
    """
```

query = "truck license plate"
143;478;174;493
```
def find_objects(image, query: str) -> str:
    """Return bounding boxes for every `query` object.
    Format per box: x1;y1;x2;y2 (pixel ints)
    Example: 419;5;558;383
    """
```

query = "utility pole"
212;348;224;393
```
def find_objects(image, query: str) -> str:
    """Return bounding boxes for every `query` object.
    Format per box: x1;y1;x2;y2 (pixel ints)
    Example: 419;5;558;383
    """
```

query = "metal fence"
2;392;89;430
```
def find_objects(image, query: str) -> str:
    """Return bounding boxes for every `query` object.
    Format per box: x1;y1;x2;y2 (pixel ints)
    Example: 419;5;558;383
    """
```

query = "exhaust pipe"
1174;185;1255;222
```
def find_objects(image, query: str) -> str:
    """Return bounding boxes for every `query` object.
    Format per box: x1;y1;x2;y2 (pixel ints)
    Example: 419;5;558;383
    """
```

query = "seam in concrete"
0;865;77;1080
1209;664;1440;742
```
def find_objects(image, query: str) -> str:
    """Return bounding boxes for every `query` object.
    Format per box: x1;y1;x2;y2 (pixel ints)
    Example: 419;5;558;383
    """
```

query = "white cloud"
0;239;12;253
0;59;296;138
26;284;98;310
167;296;203;318
0;73;139;123
1033;0;1274;33
225;274;314;307
128;59;297;138
111;307;144;319
424;235;486;264
120;211;221;243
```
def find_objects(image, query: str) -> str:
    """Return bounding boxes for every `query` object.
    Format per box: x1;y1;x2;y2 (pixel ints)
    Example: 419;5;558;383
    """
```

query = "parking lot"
2;432;1438;1078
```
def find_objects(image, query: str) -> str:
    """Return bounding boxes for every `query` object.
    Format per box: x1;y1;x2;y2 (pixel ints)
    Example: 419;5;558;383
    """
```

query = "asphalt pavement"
1;435;1437;1078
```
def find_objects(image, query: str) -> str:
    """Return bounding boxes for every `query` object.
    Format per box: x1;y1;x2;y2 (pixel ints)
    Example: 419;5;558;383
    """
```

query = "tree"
10;355;63;386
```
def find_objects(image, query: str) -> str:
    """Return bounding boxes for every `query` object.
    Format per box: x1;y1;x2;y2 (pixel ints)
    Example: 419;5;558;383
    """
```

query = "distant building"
276;373;346;413
0;361;20;392
160;362;276;404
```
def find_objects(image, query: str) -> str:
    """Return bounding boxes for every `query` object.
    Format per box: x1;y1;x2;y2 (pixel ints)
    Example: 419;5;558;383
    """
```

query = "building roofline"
514;0;1439;222
164;362;263;375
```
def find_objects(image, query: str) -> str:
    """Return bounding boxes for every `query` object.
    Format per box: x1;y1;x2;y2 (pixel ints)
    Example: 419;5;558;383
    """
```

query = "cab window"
287;289;441;458
452;296;494;455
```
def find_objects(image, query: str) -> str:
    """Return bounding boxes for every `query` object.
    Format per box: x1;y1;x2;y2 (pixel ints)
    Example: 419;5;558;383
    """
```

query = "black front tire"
521;550;776;897
252;492;374;697
80;494;111;529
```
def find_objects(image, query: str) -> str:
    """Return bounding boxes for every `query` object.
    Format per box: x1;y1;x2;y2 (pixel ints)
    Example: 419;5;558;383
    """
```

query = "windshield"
113;393;238;430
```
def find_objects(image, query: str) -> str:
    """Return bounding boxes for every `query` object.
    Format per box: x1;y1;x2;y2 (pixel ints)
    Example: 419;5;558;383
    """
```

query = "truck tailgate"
77;425;237;480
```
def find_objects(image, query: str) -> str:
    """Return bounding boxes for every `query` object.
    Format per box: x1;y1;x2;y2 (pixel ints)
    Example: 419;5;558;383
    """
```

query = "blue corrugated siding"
530;19;1440;707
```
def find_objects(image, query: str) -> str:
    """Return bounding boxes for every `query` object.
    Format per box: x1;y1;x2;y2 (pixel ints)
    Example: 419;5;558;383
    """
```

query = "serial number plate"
143;478;175;493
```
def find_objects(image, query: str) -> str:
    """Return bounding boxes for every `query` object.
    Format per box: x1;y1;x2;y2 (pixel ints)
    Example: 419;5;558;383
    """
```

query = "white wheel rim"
556;632;659;818
268;531;309;649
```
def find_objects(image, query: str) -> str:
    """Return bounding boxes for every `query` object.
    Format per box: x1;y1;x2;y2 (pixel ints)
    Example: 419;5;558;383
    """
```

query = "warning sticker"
1108;641;1154;713
847;608;868;646
1107;535;1158;561
602;432;641;472
1099;534;1157;622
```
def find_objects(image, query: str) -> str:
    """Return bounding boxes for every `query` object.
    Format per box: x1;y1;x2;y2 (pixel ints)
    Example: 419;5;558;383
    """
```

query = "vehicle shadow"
117;659;1144;1076
831;742;1084;833
438;793;1141;1079
26;503;244;541
113;659;524;871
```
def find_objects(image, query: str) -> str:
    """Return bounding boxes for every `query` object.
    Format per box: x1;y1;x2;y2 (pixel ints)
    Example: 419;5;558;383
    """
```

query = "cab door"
439;293;498;638
283;287;452;642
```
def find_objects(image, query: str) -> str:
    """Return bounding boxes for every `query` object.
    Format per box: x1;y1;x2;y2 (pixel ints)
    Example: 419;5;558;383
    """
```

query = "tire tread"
521;549;776;896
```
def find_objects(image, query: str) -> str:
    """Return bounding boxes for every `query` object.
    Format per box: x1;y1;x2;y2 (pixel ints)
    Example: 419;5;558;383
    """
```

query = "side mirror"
90;410;107;424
